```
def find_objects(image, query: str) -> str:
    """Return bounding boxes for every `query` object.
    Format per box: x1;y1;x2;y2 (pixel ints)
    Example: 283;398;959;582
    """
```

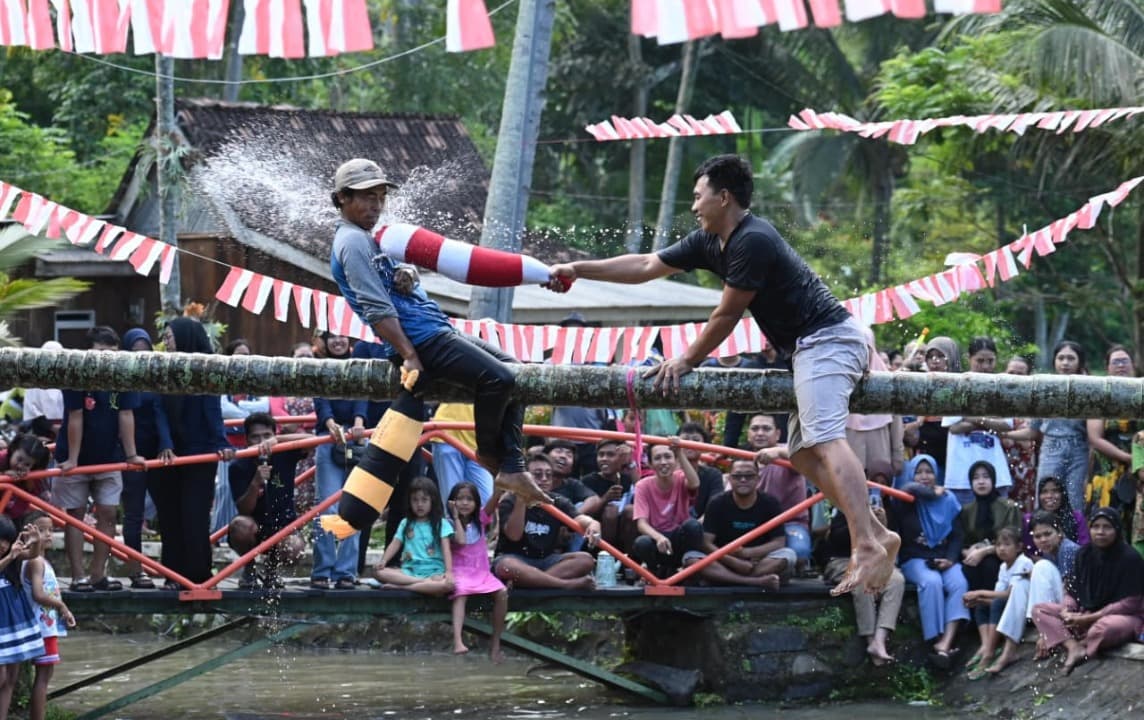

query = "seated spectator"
751;413;812;568
375;477;454;597
683;458;792;590
226;413;311;589
492;453;599;590
944;416;1014;507
543;439;602;517
1026;511;1080;631
962;527;1033;679
1022;476;1089;552
958;460;1021;654
581;438;638;552
1032;507;1144;674
890;454;969;668
632;440;702;579
822;495;905;665
676;422;723;519
54;326;145;593
431;403;494;504
0;434;51;523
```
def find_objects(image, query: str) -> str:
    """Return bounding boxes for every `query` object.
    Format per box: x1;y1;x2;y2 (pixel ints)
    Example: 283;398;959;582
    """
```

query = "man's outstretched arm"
550;253;678;286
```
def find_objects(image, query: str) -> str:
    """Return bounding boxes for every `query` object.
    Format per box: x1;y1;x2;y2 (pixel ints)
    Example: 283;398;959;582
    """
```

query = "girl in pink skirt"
448;482;508;663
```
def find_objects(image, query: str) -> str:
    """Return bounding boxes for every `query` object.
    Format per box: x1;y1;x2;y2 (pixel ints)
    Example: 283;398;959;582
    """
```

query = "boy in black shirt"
227;413;312;588
549;154;899;595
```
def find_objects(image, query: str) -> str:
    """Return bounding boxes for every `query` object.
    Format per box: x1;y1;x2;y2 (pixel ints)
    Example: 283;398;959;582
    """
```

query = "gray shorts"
787;317;868;455
52;471;123;509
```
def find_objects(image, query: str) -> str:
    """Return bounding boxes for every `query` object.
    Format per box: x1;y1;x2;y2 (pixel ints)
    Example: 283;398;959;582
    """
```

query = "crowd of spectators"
0;322;1141;674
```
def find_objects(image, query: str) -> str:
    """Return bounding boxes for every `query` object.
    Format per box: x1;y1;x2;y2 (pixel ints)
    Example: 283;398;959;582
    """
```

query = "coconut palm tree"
0;225;89;346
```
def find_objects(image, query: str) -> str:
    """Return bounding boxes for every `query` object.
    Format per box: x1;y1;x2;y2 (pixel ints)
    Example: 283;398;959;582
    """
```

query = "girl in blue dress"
0;515;46;720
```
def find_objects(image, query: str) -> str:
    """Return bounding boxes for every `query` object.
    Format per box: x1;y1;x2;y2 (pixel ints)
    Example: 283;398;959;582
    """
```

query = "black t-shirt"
552;478;596;507
692;465;724;518
496;494;578;559
228;449;305;535
702;491;785;549
658;214;850;354
55;390;141;465
582;471;633;498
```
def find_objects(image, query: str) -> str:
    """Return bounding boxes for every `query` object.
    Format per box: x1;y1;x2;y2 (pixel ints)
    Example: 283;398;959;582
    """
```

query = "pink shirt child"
633;470;696;534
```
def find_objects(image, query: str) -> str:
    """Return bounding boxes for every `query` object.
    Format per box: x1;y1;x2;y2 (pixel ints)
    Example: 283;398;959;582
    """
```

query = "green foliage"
888;662;939;703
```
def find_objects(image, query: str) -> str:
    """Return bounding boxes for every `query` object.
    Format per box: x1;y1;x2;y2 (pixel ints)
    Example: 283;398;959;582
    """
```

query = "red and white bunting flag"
242;273;274;313
982;246;1019;286
586;326;621;364
67;213;104;246
713;0;762;38
302;0;373;56
93;224;125;254
446;0;494;53
1;0;28;46
326;295;354;335
0;183;19;220
872;290;893;324
240;0;304;57
49;0;72;50
1029;228;1055;257
66;0;130;54
661;322;701;359
129;0;162;54
620;325;658;363
109;231;146;261
216;267;254;306
312;290;330;331
631;0;656;36
1049;215;1075;245
291;284;313;327
11;191;43;225
772;0;809;31
450;318;479;338
25;0;54;49
585;110;741;142
887;285;920;319
46;205;73;239
845;0;889;21
158;242;177;284
162;0;230;58
652;0;718;45
23;198;56;236
806;0;842;28
551;326;584;365
934;0;1001;13
128;237;163;275
271;279;292;321
891;0;927;18
713;317;750;357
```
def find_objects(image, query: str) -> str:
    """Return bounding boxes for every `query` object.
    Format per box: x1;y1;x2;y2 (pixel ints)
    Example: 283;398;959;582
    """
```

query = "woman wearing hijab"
906;337;961;473
1020;476;1090;553
149;318;235;586
1032;508;1144;673
889;454;969;667
944;338;1014;506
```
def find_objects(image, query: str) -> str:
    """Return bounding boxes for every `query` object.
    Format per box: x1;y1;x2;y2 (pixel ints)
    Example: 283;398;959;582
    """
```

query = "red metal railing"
0;421;912;599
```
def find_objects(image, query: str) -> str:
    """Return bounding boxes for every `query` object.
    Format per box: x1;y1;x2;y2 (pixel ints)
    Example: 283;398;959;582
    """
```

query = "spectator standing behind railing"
632;440;703;579
53;326;144;593
20;341;63;429
0;435;51;524
681;457;792;590
845;327;904;479
889;454;969;669
150;318;235;587
226;413;311;590
676;422;724;520
311;333;367;591
431;403;494;505
213;338;270;537
751;414;812;569
119;328;172;590
268;342;317;434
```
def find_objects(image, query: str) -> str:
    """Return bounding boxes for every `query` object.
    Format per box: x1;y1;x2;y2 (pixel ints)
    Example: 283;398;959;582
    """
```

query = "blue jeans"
901;558;970;641
312;443;360;582
1036;436;1089;511
431;442;494;505
211;461;238;535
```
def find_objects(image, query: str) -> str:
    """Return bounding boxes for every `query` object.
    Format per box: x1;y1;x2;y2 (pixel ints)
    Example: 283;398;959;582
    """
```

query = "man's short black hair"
693;154;753;209
244;412;276;437
544;438;576;453
677;421;709;442
87;325;120;348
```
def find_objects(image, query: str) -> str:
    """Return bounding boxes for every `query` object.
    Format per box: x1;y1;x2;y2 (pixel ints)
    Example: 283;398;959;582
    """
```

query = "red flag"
446;0;494;52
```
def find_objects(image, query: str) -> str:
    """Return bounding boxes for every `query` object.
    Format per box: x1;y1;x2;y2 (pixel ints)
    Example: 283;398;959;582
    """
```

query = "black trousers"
633;519;705;578
147;462;216;584
413;331;525;474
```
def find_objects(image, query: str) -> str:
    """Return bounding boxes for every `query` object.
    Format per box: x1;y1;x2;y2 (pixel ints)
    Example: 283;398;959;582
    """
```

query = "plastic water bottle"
595;551;618;588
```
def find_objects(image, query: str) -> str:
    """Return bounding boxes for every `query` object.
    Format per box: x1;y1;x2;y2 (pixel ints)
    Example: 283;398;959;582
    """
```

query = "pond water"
53;629;955;720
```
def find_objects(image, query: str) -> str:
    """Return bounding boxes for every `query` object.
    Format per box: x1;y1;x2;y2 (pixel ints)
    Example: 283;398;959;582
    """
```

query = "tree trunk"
625;34;648;254
1135;199;1144;364
3;349;1141;418
220;0;244;103
652;41;699;252
469;0;557;322
868;141;892;286
155;55;181;315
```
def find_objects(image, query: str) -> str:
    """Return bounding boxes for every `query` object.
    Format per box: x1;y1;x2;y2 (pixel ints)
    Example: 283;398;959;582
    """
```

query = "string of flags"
631;0;1001;45
586;110;742;142
3;171;1140;362
788;105;1144;145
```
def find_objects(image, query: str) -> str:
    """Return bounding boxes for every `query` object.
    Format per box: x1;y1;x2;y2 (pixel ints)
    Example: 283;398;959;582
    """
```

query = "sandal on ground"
967;666;990;681
69;578;94;593
309;578;330;590
333;578;356;590
91;577;124;591
129;573;156;590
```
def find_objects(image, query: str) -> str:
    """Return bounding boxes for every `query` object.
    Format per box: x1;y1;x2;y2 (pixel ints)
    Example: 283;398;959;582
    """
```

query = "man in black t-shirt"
683;459;796;589
548;154;899;596
544;439;602;516
676;421;724;518
579;438;639;554
227;413;312;588
492;453;601;589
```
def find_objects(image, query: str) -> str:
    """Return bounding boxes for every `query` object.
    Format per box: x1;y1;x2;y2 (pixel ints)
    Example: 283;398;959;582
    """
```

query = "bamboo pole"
1;347;1142;417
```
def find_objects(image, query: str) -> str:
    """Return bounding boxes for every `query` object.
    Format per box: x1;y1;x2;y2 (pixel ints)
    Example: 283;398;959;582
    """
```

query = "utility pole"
652;41;699;251
221;0;244;102
468;0;557;323
155;54;181;315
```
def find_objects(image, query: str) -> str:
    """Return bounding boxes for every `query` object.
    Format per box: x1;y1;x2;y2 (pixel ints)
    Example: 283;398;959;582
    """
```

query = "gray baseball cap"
333;158;398;192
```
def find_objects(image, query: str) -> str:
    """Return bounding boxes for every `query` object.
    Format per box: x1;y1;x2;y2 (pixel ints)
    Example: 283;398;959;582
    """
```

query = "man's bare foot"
755;573;781;592
985;650;1019;675
867;642;894;666
567;575;596;591
454;643;469;655
490;644;505;664
832;538;895;596
1062;644;1087;675
496;471;552;505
